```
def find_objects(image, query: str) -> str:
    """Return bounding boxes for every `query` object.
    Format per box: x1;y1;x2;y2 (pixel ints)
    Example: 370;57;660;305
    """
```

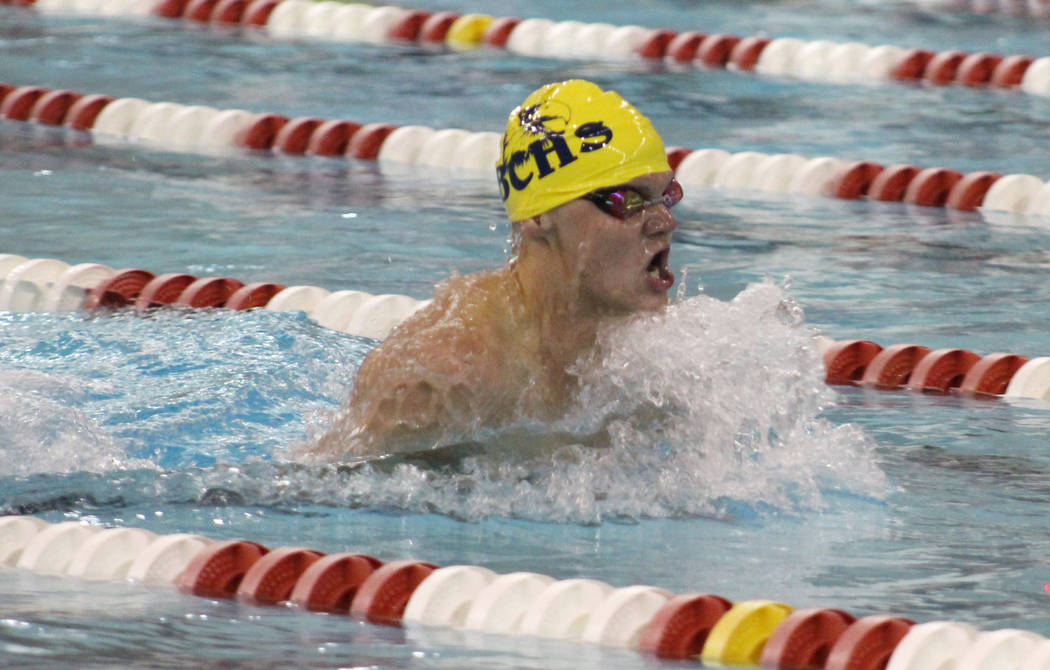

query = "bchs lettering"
496;121;613;201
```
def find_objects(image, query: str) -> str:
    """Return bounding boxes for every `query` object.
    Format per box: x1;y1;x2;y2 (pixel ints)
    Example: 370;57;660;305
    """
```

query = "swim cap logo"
496;101;614;203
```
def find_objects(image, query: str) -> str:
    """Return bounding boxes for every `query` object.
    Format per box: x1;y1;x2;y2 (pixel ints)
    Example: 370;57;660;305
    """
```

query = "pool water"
4;2;1050;668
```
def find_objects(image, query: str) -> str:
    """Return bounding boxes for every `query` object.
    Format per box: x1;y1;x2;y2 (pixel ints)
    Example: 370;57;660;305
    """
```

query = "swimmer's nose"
643;204;677;237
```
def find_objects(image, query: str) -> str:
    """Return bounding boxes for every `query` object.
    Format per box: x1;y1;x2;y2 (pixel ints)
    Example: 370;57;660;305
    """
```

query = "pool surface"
4;1;1050;668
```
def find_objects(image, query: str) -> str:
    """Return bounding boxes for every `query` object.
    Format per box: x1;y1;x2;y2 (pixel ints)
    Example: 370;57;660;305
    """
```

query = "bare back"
312;269;563;458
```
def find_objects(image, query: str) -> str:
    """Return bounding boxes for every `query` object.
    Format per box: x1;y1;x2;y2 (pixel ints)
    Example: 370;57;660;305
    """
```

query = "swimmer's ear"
519;214;553;239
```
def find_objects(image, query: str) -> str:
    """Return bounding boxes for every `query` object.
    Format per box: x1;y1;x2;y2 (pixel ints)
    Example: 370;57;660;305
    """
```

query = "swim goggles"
581;179;683;220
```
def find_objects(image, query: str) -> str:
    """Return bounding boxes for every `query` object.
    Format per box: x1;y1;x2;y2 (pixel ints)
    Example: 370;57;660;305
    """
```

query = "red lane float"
307;120;361;156
959;353;1030;395
638;593;733;659
903;168;963;207
665;147;692;171
991;55;1034;87
211;0;248;24
760;608;856;669
290;552;384;613
823;340;883;385
135;273;198;310
637;29;677;60
825;615;913;670
64;94;114;131
698;34;742;68
923;50;968;85
891;49;935;80
419;11;459;42
235;113;289;150
946;171;1001;211
956;52;1003;86
84;269;156;309
348;560;438;625
665;31;707;62
481;17;521;47
184;0;220;22
860;344;932;388
905;348;981;392
729;37;771;71
176;539;269;598
241;0;278;26
225;282;286;310
868;165;922;202
389;10;431;41
348;123;398;160
152;0;190;19
274;117;324;154
177;277;244;308
1;85;48;121
830;161;885;200
235;546;325;606
31;90;81;125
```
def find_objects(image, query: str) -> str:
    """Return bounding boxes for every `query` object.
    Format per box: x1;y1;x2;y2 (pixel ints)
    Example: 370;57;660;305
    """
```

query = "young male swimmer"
313;79;682;458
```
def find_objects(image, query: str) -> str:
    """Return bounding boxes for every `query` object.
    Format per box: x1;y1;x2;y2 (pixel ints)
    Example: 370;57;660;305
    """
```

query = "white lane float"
675;149;732;189
981;174;1047;213
519;578;615;640
712;151;769;190
377;125;437;164
0;516;50;567
886;620;978;670
127;533;215;586
462;571;556;634
312;290;375;332
751;153;808;193
264;285;332;315
344;294;428;340
416;128;472;168
403;565;498;628
67;527;158;581
16;521;102;576
41;263;116;312
580;584;673;648
0;257;72;312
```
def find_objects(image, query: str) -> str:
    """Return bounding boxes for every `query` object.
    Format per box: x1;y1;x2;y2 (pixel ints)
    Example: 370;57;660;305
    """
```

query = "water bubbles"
294;280;888;523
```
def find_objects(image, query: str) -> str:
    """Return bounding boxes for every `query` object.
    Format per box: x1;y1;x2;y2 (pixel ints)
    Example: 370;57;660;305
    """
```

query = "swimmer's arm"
314;330;497;458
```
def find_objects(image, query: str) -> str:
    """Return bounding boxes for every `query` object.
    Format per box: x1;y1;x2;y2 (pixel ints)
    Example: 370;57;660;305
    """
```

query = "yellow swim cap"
496;79;670;222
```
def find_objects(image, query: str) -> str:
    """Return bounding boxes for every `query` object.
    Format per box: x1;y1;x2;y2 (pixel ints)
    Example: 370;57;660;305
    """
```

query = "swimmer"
313;79;681;459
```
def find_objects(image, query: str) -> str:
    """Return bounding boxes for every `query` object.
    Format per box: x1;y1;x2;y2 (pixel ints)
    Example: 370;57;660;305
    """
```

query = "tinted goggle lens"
586;179;683;219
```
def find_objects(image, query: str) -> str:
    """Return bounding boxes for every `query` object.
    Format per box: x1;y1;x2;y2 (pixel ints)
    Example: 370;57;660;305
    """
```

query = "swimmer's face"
544;171;678;314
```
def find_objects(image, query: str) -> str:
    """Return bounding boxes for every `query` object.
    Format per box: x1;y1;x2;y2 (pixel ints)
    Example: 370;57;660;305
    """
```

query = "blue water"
4;3;1050;668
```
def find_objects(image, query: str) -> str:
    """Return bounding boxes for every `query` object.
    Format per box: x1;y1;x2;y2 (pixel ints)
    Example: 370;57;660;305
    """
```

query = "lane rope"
7;0;1050;99
0;252;1047;402
4;82;1050;219
2;515;1049;668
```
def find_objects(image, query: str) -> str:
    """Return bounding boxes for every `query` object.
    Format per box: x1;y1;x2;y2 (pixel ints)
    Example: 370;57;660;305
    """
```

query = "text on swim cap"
496;122;613;202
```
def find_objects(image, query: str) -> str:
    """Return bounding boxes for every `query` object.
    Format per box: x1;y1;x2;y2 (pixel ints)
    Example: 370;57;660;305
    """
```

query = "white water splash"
0;370;150;476
300;281;889;523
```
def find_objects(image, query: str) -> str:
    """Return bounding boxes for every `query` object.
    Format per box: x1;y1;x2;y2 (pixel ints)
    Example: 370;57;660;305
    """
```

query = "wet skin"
312;171;679;459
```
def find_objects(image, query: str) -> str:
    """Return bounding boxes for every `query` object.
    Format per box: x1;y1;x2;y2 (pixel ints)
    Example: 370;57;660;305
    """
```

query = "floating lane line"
4;82;1050;219
3;515;1050;669
1;252;1049;402
7;0;1050;100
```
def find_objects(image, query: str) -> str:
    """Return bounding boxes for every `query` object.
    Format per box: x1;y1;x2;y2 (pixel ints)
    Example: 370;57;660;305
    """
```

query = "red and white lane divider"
5;80;1050;217
0;82;500;172
8;0;1050;99
905;0;1050;17
0;253;429;340
666;148;1050;216
819;337;1050;401
4;253;1050;406
4;516;1050;669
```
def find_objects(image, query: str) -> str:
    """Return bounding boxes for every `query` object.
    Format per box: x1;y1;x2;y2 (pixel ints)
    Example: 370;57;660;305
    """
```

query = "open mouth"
646;248;674;290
